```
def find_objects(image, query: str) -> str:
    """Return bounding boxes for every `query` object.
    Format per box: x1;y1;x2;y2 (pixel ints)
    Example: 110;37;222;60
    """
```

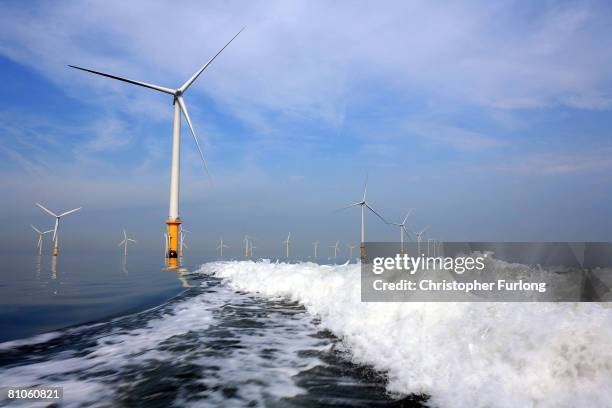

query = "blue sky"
1;0;612;256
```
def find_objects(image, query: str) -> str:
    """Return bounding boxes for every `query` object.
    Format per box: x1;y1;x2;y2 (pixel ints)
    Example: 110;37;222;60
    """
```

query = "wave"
199;260;612;408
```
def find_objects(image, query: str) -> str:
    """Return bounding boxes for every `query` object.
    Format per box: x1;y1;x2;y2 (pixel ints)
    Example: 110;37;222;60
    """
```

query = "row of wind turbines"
31;177;437;261
213;178;437;260
31;202;140;257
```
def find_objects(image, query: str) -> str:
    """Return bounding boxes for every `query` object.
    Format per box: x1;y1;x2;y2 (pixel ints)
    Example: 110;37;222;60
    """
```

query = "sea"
0;251;611;407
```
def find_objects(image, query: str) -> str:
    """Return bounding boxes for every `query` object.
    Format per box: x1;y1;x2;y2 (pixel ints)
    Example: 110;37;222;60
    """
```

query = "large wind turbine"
217;237;229;258
389;210;412;255
31;225;53;255
312;241;319;258
118;228;137;256
36;203;81;256
69;28;245;261
337;177;387;259
282;232;291;258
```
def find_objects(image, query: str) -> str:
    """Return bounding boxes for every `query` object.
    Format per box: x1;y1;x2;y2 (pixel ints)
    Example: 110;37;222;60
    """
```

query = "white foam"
199;260;612;408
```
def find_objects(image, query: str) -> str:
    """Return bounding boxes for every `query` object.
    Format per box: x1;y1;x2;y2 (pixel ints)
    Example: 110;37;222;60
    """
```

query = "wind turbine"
118;228;137;256
282;232;291;258
69;28;245;261
36;203;81;256
31;225;53;255
415;227;428;255
243;236;250;257
329;241;340;258
179;227;190;257
389;210;412;255
217;237;229;258
347;244;356;259
312;241;319;258
337;177;387;259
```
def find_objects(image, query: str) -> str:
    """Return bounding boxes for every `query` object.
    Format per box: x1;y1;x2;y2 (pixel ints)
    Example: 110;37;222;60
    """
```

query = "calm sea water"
0;251;424;407
0;251;187;342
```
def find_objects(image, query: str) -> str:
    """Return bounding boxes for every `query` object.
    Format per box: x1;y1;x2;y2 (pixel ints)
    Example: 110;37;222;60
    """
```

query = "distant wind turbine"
244;235;256;257
415;227;428;255
282;232;291;258
69;28;245;260
330;241;340;258
31;225;53;255
336;177;387;259
118;228;137;256
389;210;412;255
179;227;190;257
36;203;81;256
217;237;229;258
312;241;319;258
347;244;356;259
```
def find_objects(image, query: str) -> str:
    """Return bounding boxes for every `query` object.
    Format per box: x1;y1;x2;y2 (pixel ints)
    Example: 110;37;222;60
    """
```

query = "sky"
1;0;612;257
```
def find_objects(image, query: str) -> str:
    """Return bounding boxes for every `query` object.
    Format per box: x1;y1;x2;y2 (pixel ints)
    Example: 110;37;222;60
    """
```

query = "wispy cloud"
408;123;504;151
496;148;612;175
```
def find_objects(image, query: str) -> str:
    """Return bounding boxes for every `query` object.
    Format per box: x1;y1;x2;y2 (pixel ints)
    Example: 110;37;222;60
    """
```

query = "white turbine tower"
337;177;387;259
31;225;53;255
312;241;319;258
282;232;291;258
36;203;81;256
389;210;412;255
415;227;428;255
70;28;245;261
118;228;137;256
217;237;229;258
330;241;340;258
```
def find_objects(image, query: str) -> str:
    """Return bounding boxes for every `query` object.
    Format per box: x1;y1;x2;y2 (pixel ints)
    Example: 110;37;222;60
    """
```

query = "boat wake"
0;269;411;407
199;260;612;408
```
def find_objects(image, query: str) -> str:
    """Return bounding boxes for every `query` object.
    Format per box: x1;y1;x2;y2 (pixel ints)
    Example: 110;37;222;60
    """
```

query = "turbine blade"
333;202;362;213
43;230;54;234
402;209;413;224
365;203;387;223
36;203;58;217
59;207;81;217
178;27;246;93
123;229;127;241
68;65;175;95
362;175;368;202
118;240;126;247
31;225;42;234
177;96;211;179
52;219;59;242
128;239;137;243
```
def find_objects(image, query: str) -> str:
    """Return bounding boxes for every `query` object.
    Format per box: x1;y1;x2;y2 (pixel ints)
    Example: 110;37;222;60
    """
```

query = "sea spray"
199;260;612;408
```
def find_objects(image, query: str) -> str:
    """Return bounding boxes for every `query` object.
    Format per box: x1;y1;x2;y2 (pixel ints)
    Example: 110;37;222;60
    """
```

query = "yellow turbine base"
166;218;181;261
